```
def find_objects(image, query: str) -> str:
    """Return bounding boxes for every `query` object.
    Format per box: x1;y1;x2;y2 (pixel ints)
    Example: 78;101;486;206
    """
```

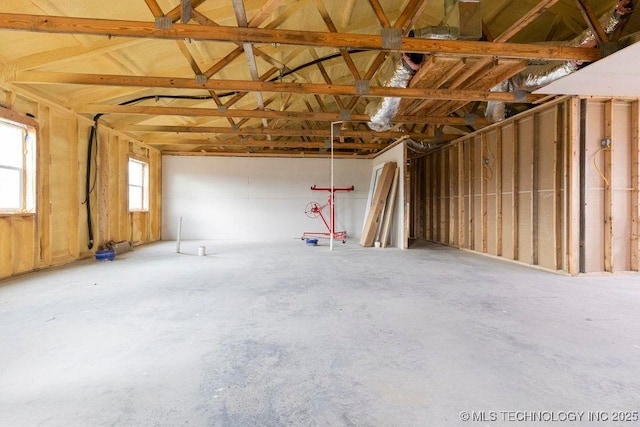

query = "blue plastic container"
95;249;116;262
305;238;318;246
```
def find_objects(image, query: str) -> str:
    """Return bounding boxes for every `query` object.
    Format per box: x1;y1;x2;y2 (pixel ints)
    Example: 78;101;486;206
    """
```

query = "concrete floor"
0;240;639;427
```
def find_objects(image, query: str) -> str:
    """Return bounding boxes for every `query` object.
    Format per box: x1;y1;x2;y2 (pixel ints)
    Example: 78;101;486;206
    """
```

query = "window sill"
0;212;36;218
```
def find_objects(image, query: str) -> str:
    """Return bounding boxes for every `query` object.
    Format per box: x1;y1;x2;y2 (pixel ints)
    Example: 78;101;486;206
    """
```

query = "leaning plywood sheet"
360;162;397;247
380;168;400;248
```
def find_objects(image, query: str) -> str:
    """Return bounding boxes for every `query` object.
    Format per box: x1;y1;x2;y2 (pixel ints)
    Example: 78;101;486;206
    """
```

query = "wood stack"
360;162;397;247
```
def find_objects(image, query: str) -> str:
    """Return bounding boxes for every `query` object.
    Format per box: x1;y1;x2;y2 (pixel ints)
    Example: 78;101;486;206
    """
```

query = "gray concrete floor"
0;240;639;427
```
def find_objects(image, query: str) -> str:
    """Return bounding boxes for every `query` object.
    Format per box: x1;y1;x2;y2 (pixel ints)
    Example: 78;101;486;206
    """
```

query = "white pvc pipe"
330;121;340;252
176;216;182;253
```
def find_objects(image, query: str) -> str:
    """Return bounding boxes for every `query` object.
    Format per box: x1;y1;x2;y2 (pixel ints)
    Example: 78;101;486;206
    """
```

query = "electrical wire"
591;145;611;187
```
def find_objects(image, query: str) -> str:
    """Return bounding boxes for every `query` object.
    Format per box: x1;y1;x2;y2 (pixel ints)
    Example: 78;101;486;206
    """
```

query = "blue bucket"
95;249;116;262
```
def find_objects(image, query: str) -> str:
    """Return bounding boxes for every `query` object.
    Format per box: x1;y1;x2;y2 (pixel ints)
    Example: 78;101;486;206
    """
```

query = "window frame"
127;156;149;212
0;114;36;214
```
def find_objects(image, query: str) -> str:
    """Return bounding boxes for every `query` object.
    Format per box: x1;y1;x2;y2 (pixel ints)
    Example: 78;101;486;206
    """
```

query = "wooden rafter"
368;0;391;28
494;0;563;42
231;0;269;129
574;0;608;45
0;13;601;62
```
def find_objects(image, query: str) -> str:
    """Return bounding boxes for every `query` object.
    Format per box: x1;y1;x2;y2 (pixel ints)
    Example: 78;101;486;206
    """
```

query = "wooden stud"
449;147;456;246
496;128;503;257
631;101;639;271
469;138;475;250
481;132;488;253
441;150;448;243
554;103;565;270
604;100;614;272
403;142;410;249
458;141;466;249
532;113;539;266
567;98;581;275
512;121;520;260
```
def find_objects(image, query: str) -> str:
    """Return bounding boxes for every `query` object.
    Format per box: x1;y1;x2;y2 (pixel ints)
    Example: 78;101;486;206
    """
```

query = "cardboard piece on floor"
360;162;397;247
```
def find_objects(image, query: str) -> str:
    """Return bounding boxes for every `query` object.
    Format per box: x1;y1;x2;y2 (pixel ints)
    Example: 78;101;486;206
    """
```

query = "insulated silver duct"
486;0;634;122
366;56;416;132
367;0;466;132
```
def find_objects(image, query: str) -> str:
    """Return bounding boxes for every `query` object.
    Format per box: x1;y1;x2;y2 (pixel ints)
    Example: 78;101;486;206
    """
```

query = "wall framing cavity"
409;97;640;275
0;89;161;280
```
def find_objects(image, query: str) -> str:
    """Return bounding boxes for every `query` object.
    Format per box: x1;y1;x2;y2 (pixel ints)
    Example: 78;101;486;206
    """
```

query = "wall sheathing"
0;90;161;280
410;97;640;275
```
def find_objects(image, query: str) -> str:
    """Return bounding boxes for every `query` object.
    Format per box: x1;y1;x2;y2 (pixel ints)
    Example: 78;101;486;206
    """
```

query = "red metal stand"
302;185;354;243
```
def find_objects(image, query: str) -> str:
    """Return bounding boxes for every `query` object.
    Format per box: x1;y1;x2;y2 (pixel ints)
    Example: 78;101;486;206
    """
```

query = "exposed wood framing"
532;113;540;266
512;121;520;260
567;98;581;275
81;104;490;126
14;71;543;103
0;13;602;61
604;100;613;272
481;133;488;253
574;0;608;45
632;101;640;271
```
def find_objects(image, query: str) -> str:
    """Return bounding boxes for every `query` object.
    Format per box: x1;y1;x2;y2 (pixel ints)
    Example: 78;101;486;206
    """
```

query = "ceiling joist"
0;13;601;62
13;71;542;102
79;104;490;126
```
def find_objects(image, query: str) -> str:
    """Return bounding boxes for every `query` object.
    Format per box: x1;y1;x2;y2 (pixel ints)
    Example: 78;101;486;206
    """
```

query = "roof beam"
147;138;388;150
0;13;601;62
81;104;489;126
15;71;543;102
123;124;458;140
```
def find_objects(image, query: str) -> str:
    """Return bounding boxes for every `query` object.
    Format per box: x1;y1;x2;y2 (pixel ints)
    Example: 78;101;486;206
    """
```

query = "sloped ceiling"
0;0;637;157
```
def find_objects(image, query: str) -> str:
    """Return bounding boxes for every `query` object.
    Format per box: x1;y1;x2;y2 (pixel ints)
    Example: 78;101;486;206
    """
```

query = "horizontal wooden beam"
15;71;542;103
0;13;601;61
163;150;374;159
146;138;387;150
81;104;490;125
125;124;459;140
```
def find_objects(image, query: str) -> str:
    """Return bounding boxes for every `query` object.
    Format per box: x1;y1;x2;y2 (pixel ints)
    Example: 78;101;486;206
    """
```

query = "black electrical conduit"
83;49;371;248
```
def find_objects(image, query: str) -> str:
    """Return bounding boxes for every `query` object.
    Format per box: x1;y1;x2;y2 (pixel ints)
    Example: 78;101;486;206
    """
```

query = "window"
0;119;35;213
128;158;149;211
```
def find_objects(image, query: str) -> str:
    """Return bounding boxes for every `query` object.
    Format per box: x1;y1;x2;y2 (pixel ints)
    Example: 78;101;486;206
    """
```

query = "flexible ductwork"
366;56;417;132
486;0;634;122
367;0;466;132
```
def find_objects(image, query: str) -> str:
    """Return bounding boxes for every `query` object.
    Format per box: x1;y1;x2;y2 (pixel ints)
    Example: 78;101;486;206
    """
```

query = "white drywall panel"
373;143;406;249
162;156;371;242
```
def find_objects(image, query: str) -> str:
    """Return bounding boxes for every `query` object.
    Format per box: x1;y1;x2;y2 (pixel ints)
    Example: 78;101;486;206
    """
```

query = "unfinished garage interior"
1;0;640;425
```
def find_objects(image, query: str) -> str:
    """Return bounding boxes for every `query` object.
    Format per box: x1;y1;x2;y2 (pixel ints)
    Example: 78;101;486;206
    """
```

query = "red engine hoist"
302;185;354;243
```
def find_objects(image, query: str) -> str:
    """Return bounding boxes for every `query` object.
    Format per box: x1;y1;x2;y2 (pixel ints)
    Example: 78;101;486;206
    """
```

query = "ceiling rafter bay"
0;0;635;156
